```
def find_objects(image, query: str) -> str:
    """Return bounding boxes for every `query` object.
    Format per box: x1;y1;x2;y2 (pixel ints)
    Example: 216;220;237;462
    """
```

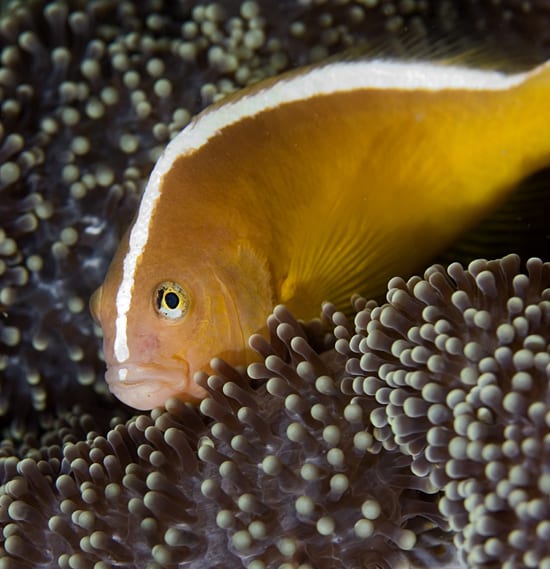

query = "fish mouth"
105;361;206;410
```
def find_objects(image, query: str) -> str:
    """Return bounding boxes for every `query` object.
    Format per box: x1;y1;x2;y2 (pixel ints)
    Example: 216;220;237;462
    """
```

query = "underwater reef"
1;1;550;568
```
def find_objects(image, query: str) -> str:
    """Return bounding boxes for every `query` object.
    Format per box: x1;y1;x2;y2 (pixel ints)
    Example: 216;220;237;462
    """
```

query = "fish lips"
105;360;199;410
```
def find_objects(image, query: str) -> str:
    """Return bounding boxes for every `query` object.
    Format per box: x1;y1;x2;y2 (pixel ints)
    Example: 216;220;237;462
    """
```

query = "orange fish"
91;58;550;410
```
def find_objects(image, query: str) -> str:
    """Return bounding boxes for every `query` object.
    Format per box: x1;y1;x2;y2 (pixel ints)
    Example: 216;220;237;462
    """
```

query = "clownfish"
90;58;550;410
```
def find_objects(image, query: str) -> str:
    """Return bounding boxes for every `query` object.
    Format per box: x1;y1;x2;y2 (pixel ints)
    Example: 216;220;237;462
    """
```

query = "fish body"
91;58;550;410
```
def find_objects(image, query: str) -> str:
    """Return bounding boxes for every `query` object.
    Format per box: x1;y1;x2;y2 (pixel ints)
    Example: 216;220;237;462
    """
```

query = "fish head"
90;238;271;410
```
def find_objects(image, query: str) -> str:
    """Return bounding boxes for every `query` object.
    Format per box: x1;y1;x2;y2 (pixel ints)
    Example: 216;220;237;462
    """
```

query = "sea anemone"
0;305;452;568
337;254;550;569
1;1;550;568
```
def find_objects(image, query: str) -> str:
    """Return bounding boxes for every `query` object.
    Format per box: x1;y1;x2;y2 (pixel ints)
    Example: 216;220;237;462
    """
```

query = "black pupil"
165;291;180;309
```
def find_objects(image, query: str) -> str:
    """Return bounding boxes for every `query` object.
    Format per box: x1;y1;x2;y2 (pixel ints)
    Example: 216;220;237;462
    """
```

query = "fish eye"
154;282;189;320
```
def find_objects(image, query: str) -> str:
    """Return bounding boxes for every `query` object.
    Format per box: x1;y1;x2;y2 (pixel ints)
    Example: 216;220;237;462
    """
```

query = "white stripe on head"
112;59;531;365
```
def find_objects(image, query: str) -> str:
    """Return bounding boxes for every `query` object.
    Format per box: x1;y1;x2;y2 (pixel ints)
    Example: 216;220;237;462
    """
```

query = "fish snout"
104;359;206;409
